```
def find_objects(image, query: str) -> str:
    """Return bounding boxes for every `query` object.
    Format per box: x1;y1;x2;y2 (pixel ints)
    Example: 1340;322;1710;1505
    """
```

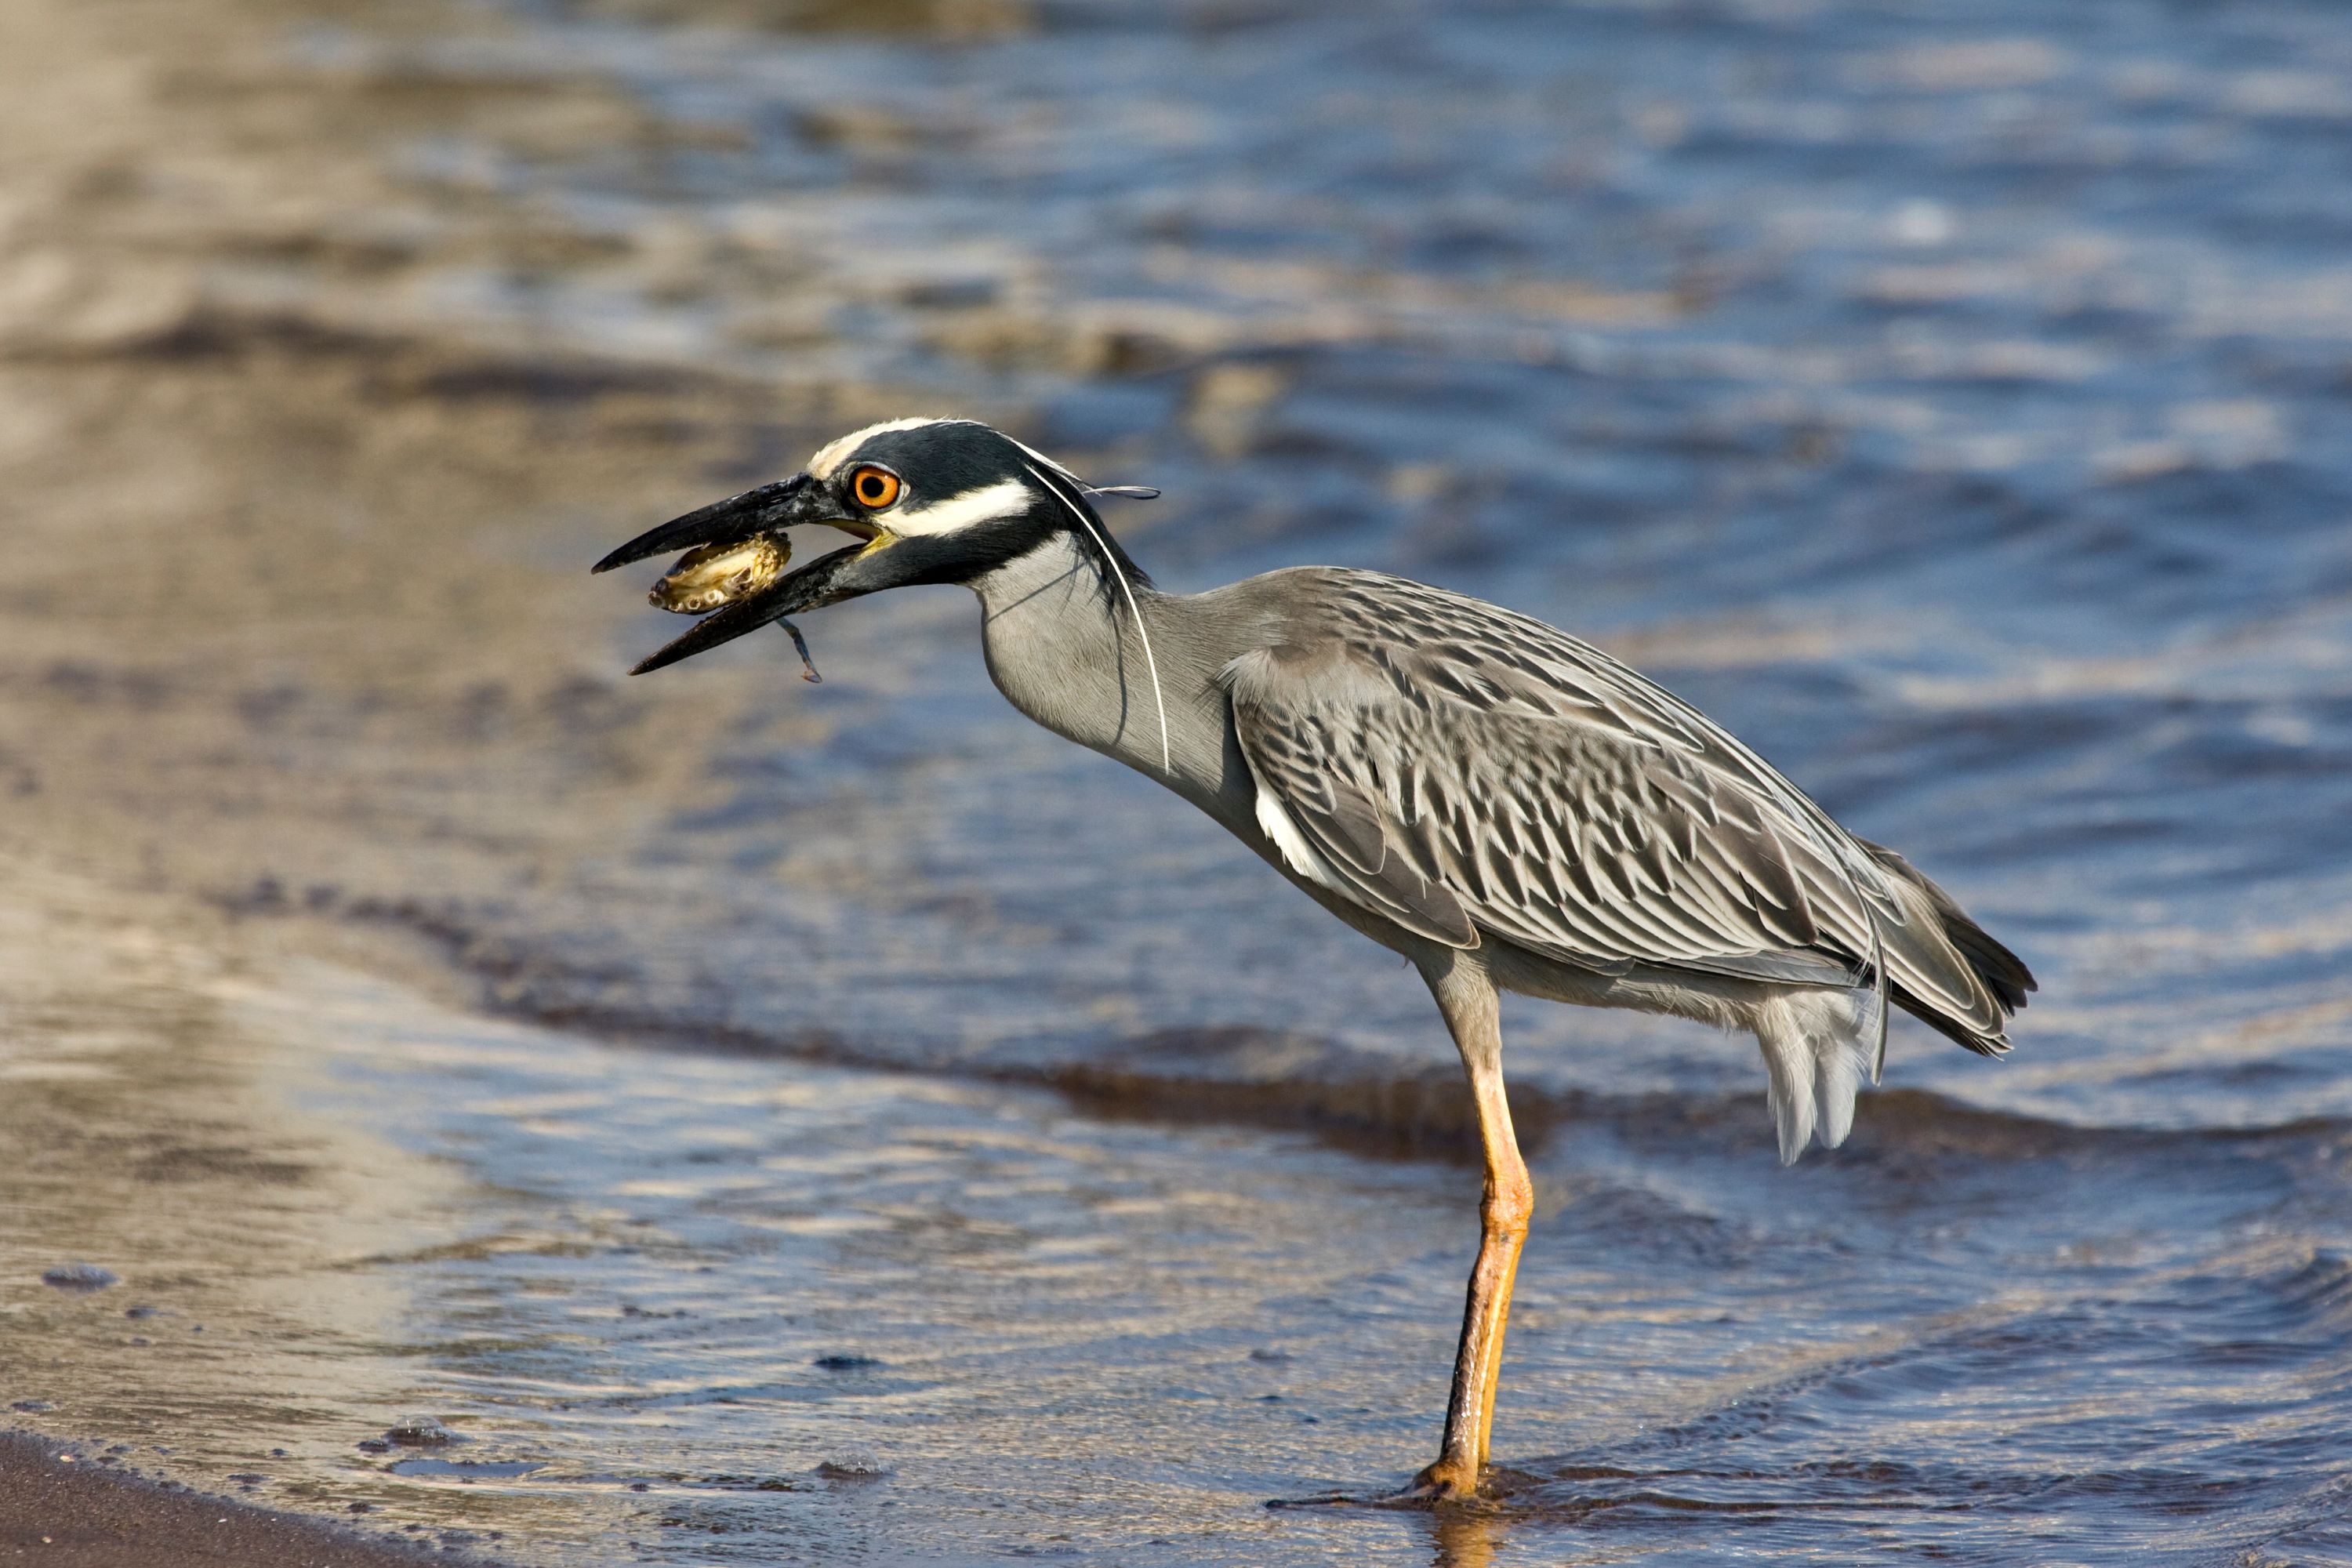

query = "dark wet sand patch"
0;1432;490;1567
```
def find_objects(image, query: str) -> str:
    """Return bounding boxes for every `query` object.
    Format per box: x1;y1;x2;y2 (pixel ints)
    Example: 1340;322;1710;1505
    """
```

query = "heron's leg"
1411;959;1533;1500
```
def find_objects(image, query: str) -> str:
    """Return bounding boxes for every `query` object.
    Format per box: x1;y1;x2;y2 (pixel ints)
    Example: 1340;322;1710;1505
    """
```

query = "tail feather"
1757;848;2033;1160
1857;839;2036;1056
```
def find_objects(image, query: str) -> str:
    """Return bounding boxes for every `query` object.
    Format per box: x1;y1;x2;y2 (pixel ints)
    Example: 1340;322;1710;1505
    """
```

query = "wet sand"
0;1432;475;1567
0;0;784;1552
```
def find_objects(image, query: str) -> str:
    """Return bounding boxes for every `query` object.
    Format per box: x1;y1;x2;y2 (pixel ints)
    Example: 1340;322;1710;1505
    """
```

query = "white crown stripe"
806;416;955;479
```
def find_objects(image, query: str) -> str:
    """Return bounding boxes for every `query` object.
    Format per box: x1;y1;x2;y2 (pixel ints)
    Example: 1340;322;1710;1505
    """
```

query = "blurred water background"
3;0;2351;1562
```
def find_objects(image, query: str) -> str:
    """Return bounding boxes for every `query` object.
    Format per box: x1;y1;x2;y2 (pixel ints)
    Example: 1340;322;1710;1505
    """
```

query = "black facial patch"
823;419;1148;595
844;422;1030;508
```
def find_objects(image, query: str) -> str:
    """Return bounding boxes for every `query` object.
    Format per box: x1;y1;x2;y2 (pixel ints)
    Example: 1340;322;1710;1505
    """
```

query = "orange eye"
848;466;902;510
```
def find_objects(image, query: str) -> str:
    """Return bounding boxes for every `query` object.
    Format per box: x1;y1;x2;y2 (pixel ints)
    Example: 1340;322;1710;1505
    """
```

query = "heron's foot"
1404;1457;1484;1503
1267;1460;1484;1510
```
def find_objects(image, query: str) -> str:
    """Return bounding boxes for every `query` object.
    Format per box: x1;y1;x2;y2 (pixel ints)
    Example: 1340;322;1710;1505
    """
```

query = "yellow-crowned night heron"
593;417;2034;1502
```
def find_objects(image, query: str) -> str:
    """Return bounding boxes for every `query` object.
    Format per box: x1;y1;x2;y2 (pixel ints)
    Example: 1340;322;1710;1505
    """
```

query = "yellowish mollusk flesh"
650;534;791;615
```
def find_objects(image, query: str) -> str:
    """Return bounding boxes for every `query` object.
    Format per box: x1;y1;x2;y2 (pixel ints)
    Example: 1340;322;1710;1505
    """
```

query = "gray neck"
969;534;1232;809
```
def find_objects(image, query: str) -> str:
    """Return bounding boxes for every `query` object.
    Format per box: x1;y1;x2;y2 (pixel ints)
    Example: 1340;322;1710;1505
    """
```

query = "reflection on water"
3;868;2348;1565
4;0;2352;1561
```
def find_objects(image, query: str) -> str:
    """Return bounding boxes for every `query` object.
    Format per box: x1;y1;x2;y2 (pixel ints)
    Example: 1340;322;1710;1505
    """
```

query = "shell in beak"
650;533;791;615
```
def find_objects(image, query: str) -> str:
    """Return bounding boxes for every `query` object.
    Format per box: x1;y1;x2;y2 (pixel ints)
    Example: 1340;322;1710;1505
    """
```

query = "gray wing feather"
1223;570;2011;1041
1234;681;1477;945
1232;653;1860;985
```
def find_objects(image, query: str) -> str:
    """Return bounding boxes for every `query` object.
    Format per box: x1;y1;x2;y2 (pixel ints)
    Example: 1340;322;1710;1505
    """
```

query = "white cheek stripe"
885;477;1032;537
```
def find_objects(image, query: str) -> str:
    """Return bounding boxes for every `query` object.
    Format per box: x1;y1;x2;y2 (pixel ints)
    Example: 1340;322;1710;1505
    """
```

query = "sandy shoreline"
0;1432;488;1566
0;2;727;1553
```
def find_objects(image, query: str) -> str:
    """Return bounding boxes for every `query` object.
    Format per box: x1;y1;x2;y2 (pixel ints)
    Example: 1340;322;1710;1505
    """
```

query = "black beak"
592;474;826;575
595;471;893;676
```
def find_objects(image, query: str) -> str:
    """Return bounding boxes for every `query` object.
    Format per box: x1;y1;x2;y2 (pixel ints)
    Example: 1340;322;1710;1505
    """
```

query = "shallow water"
4;0;2352;1561
4;873;2349;1565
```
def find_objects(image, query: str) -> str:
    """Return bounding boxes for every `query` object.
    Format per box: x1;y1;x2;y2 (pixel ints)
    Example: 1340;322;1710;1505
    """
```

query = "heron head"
592;418;1155;675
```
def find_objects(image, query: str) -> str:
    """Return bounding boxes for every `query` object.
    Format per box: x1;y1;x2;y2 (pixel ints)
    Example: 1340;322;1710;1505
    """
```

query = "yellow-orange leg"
1410;960;1534;1501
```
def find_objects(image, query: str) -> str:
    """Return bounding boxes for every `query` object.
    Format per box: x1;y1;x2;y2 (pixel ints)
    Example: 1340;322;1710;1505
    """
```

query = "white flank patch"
807;416;953;479
887;477;1032;537
1253;782;1347;894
